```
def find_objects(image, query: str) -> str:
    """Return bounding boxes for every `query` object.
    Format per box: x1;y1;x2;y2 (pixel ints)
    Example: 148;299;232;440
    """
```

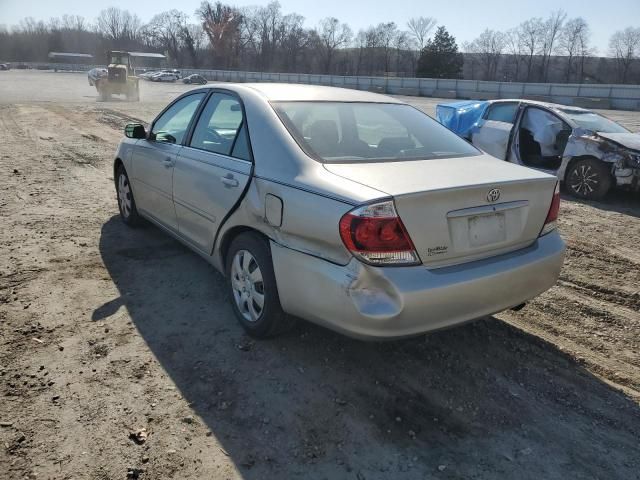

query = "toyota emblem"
486;188;501;203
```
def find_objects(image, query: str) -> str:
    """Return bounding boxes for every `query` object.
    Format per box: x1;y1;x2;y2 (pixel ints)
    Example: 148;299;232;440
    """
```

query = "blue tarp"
436;100;488;139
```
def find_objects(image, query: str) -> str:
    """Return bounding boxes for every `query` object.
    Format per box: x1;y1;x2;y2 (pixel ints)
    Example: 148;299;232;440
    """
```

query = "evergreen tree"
416;26;463;78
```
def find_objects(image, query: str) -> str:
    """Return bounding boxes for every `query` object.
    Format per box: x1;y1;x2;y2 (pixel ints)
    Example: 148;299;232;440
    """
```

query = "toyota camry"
113;84;565;339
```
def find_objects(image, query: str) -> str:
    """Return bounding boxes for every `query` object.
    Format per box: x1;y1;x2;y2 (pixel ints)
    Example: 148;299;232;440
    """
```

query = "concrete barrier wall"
177;68;640;111
12;62;640;110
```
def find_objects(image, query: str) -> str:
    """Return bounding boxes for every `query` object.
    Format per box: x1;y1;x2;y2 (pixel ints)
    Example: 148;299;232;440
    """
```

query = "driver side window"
190;93;245;156
152;93;205;144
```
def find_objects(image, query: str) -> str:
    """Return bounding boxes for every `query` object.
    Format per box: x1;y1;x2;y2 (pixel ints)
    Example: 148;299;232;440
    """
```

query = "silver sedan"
113;84;565;339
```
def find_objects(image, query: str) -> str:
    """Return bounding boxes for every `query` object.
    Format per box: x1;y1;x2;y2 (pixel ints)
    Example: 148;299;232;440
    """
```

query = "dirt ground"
1;70;639;480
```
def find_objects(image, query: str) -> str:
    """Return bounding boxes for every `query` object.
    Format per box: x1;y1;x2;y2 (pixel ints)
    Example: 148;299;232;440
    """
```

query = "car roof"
488;98;591;113
210;83;404;103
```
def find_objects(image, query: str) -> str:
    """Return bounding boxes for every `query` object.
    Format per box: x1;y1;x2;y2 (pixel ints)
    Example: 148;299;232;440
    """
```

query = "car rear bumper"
271;231;565;340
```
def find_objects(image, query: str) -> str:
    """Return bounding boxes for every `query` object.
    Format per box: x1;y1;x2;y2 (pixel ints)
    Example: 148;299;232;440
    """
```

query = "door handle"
221;175;239;188
162;157;175;168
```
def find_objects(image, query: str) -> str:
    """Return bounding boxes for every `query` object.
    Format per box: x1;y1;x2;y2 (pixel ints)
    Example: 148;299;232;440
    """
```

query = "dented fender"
559;129;640;188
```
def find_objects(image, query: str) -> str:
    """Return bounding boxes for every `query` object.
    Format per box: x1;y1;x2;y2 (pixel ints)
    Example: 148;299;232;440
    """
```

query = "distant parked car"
183;74;207;85
0;63;10;71
139;71;158;80
113;84;565;340
150;72;179;82
15;64;28;69
160;69;181;78
437;99;640;200
87;68;108;86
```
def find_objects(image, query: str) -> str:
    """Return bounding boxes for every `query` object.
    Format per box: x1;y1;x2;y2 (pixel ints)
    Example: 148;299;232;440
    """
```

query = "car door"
173;92;252;253
130;92;206;231
471;102;520;160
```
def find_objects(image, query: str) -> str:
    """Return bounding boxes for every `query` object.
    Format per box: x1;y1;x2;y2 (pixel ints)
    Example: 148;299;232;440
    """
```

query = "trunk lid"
324;154;557;268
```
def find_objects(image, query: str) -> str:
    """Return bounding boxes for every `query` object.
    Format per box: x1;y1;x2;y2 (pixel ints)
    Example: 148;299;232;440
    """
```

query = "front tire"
565;158;612;200
115;165;140;226
225;233;294;338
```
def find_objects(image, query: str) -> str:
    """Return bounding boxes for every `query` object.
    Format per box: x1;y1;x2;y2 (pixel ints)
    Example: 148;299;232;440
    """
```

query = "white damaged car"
437;99;640;200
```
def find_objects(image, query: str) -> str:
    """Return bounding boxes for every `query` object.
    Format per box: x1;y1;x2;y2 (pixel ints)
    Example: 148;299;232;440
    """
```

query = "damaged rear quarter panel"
213;177;358;271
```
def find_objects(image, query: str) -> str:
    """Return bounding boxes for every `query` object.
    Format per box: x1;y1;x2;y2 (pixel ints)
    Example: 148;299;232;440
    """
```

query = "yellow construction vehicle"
95;51;140;102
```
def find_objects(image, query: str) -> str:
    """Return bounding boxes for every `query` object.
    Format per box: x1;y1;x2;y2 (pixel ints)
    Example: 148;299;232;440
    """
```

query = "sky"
1;0;638;54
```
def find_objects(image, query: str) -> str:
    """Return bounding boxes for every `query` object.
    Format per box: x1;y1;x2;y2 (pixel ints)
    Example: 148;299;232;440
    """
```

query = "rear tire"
115;165;140;227
225;233;295;338
565;157;612;200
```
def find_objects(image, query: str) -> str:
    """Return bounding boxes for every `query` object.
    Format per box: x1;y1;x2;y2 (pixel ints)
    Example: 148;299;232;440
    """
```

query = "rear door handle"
221;175;239;188
163;157;175;168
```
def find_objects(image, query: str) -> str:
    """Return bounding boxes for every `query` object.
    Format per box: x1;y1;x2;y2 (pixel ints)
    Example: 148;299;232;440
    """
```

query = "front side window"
190;93;246;157
485;103;519;124
152;93;205;144
273;102;480;162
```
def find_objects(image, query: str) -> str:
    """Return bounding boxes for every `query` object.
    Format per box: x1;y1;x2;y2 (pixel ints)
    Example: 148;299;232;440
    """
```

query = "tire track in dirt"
558;277;640;310
503;282;640;396
504;307;640;400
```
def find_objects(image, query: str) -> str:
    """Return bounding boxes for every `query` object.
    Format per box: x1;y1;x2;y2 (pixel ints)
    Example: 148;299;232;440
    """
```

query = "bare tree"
180;24;205;67
559;17;590;82
609;27;640;83
280;13;309;72
464;29;506;80
144;10;187;65
504;28;524;81
96;7;141;47
318;17;352;73
60;15;87;32
539;10;567;82
577;25;593;83
518;18;544;81
18;17;48;35
406;16;436;51
394;30;414;74
376;22;398;73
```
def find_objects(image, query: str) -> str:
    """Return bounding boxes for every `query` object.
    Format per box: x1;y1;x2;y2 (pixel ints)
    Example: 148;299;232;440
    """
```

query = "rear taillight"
540;182;560;237
339;200;420;266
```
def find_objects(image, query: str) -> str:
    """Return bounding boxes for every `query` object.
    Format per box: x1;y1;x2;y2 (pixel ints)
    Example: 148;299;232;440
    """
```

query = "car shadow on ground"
95;216;640;479
562;189;640;219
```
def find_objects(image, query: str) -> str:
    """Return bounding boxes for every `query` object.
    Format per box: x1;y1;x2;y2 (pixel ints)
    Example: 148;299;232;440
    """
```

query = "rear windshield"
272;101;480;162
558;109;629;134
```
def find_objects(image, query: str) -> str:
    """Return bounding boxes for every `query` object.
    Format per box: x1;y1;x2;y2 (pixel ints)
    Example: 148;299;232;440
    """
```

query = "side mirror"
124;123;146;139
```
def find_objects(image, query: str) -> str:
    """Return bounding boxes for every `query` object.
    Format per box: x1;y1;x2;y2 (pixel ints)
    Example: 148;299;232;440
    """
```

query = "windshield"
558;109;629;134
273;102;480;162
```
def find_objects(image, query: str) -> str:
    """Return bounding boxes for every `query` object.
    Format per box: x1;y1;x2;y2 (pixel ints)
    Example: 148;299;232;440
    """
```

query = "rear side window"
485;103;519;124
231;123;251;161
152;93;205;144
190;93;246;157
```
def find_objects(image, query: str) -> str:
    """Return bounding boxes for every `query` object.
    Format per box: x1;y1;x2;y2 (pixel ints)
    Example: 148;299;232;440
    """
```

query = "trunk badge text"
486;188;501;203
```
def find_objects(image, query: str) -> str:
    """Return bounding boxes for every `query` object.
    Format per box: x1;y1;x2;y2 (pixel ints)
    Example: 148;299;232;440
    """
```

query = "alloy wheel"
230;249;265;323
118;173;132;218
570;164;599;196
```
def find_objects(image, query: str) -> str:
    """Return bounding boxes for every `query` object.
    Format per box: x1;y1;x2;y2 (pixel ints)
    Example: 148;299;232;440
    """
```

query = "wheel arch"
113;157;125;179
217;226;270;275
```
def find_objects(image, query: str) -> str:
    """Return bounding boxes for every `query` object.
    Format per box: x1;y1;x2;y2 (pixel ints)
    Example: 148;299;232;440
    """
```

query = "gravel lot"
1;70;639;480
